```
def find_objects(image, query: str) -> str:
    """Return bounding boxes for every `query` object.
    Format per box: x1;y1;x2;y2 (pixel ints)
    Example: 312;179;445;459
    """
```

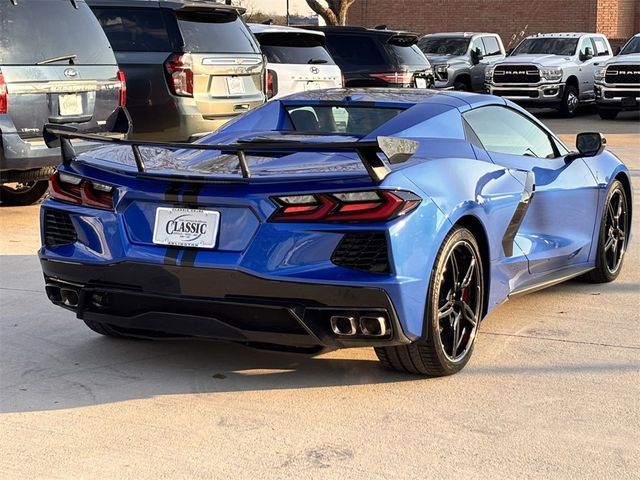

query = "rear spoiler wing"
43;124;418;184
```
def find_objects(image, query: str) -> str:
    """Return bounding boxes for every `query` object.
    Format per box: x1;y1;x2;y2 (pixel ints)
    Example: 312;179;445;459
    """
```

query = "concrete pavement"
0;111;638;479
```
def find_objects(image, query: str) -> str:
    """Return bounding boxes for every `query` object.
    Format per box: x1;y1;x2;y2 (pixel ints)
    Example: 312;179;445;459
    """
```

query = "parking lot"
0;109;638;479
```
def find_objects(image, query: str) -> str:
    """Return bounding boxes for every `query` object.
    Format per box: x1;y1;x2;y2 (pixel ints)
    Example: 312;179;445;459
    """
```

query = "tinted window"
0;0;115;65
176;11;259;54
620;36;640;55
92;8;175;52
325;34;386;68
512;38;578;56
591;37;610;56
463;106;557;158
418;37;470;55
258;33;334;65
470;37;486;56
386;44;429;67
286;106;403;136
482;36;502;56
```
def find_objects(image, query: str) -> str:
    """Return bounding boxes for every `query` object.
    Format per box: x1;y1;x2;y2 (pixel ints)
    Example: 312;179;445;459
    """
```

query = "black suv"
88;0;265;142
0;0;129;206
303;26;434;89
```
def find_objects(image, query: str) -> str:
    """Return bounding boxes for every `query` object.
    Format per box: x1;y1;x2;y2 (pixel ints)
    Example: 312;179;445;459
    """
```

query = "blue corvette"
39;89;632;376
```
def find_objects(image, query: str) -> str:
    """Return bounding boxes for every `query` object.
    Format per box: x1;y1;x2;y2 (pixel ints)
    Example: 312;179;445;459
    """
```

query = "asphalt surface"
1;110;639;479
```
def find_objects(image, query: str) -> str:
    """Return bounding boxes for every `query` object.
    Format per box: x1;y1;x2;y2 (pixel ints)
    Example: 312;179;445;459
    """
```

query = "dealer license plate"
59;94;83;116
153;207;220;249
226;76;245;95
415;77;427;89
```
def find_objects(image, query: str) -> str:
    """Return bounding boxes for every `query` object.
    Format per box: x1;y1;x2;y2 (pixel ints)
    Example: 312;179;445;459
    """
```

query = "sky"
243;0;314;16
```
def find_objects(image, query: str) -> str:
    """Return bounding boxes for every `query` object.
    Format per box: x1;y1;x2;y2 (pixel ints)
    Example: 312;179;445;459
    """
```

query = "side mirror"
470;49;481;65
566;132;607;162
580;47;594;61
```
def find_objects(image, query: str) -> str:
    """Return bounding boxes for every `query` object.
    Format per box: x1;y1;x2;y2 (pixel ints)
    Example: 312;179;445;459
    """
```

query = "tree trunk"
306;0;356;26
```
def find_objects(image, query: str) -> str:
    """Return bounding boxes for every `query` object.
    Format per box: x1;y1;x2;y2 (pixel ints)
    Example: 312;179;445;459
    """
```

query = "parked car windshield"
176;10;260;54
620;36;640;55
258;33;335;64
286;106;404;136
0;0;115;65
511;38;578;56
418;37;470;56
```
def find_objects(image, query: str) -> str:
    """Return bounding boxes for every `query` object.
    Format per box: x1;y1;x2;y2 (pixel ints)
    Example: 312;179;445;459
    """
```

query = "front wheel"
559;85;580;117
375;227;484;376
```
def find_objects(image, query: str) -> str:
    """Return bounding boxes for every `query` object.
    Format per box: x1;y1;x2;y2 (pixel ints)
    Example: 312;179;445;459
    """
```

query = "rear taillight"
369;72;413;85
270;190;421;222
266;69;278;99
164;53;193;97
117;70;127;107
0;74;7;114
49;172;114;210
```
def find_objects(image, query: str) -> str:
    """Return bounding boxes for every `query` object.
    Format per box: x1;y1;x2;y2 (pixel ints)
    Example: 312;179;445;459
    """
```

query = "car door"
469;37;488;91
576;36;600;100
462;105;600;274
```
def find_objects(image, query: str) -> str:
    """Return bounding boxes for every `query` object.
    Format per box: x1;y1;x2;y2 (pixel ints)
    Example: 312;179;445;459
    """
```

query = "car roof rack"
43;123;418;184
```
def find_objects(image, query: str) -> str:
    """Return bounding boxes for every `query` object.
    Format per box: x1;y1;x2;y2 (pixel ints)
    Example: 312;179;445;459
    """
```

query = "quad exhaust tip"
330;314;389;337
60;288;79;308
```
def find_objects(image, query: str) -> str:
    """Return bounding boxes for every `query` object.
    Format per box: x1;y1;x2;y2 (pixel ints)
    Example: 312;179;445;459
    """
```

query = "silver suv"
418;32;506;91
486;33;613;116
594;33;640;119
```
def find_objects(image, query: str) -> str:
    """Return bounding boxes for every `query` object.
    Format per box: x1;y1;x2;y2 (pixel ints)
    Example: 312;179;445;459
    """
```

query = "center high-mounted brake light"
369;72;414;85
0;74;7;114
49;172;115;210
270;190;421;222
117;70;127;107
165;53;193;97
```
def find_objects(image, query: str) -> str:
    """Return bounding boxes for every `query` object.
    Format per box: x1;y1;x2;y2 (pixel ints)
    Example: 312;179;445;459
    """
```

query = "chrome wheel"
437;240;482;363
566;92;579;114
604;188;627;274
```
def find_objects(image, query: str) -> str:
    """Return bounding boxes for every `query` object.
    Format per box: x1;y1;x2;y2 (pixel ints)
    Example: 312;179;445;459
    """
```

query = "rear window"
0;0;115;65
176;11;259;54
385;44;429;67
325;35;387;68
91;8;177;52
286;106;403;136
258;33;335;65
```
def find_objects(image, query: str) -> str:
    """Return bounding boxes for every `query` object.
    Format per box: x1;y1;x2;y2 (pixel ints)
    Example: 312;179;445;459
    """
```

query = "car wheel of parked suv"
0;180;49;206
559;85;579;117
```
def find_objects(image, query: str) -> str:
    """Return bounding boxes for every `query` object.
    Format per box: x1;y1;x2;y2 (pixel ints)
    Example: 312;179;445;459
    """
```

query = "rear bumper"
40;257;411;350
487;83;565;106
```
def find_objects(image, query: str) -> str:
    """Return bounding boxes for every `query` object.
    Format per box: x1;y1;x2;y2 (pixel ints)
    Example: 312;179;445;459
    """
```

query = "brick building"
347;0;640;49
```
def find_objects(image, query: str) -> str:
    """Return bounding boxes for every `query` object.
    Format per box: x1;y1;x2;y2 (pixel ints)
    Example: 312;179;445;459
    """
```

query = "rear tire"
598;108;619;120
584;180;629;283
559;85;579;117
0;180;48;206
375;227;484;376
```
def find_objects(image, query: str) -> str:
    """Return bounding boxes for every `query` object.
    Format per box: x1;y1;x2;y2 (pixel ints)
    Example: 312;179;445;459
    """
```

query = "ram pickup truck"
486;33;613;116
418;32;506;91
594;33;640;119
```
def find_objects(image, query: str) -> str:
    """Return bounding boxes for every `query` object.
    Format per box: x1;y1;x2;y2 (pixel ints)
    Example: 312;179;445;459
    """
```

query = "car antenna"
9;0;18;5
374;24;387;30
262;19;274;25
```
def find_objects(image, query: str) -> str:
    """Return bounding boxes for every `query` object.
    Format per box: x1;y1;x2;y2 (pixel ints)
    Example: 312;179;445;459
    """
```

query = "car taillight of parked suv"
88;0;266;141
0;0;130;206
250;23;343;100
302;26;434;89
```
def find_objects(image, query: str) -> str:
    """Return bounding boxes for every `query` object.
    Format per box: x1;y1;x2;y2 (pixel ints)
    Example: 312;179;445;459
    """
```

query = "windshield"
511;38;578;56
286;106;404;136
258;33;335;64
620;36;640;55
418;37;470;56
0;0;115;65
176;11;259;54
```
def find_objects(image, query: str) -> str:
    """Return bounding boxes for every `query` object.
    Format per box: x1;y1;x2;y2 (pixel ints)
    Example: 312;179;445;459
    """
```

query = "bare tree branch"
306;0;357;26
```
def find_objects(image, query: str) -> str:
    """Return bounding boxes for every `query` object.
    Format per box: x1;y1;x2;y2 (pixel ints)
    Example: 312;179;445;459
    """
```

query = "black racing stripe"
165;247;181;266
163;183;183;265
180;248;198;267
177;183;204;266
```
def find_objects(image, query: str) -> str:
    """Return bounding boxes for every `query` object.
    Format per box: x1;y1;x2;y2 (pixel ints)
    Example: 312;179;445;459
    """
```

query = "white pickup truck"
486;33;613;116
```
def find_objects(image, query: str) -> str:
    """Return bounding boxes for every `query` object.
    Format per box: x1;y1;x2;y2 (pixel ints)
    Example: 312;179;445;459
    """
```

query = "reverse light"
369;72;413;85
165;53;193;97
49;172;115;210
540;66;562;82
270;190;421;222
0;73;7;114
117;70;127;107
